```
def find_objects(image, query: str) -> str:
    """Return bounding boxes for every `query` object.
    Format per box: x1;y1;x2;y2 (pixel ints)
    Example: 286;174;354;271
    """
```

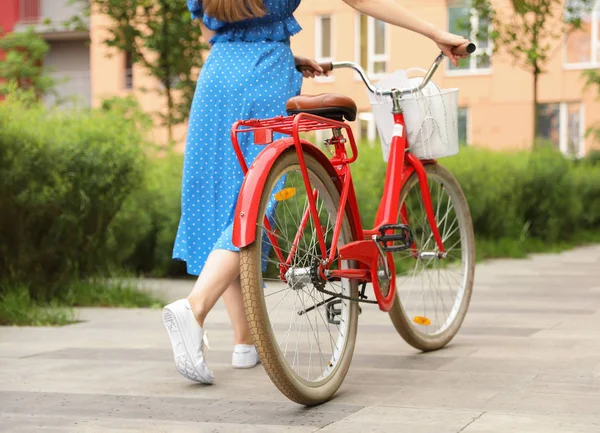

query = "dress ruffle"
207;15;301;44
187;0;301;44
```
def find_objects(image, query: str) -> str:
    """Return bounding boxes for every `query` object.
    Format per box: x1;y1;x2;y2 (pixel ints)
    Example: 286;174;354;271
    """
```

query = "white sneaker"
162;299;215;384
232;344;260;369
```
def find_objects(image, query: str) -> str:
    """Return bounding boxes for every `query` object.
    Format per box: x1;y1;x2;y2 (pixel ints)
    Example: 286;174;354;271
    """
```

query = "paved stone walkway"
1;245;600;432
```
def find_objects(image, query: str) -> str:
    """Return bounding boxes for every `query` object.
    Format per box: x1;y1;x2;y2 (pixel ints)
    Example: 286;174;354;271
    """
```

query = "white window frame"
559;102;586;157
446;5;493;76
539;102;585;157
457;107;471;145
315;15;334;82
355;15;389;79
563;1;600;70
358;112;377;143
315;129;326;147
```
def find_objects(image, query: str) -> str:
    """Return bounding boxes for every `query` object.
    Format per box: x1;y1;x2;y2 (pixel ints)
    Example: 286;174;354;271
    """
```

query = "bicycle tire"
388;163;475;351
240;149;359;405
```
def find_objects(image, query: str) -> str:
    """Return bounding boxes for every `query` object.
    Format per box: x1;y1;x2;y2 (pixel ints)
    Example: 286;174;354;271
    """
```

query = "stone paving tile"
520;374;600;396
343;367;536;392
0;391;361;427
0;414;319;433
23;347;455;371
318;406;483;433
357;324;543;337
462;412;600;433
1;245;599;431
466;306;597;315
483;389;600;418
458;326;541;336
439;356;597;376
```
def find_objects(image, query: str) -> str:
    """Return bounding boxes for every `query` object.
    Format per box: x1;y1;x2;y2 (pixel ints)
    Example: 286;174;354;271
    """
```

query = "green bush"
444;147;529;240
134;143;598;273
520;148;582;242
107;152;186;277
571;160;600;230
0;93;145;300
3;88;598;298
350;143;600;250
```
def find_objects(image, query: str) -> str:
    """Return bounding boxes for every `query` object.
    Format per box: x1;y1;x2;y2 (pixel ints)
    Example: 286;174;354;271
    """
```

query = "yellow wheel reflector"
274;188;296;201
413;316;431;326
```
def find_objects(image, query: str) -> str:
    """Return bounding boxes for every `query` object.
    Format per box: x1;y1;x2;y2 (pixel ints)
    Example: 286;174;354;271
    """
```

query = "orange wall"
89;0;600;154
294;0;600;154
89;10;187;149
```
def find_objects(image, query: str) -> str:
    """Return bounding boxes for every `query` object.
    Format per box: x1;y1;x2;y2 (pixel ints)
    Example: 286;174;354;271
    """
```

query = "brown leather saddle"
286;93;357;122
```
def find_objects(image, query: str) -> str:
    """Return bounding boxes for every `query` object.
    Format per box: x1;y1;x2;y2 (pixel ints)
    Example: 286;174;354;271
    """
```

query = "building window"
316;15;332;62
565;0;600;68
537;102;584;157
356;15;388;77
125;51;134;90
20;0;41;23
447;0;492;73
315;129;326;147
315;15;333;82
358;112;377;143
457;107;470;145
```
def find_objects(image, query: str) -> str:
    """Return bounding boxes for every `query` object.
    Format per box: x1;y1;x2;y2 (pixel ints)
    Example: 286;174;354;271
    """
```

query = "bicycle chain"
315;283;379;304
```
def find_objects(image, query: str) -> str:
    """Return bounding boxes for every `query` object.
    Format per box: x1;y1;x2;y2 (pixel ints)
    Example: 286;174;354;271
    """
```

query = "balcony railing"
20;0;41;23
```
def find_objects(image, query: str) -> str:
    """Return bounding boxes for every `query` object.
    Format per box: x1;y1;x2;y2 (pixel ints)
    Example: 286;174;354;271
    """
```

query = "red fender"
232;138;362;248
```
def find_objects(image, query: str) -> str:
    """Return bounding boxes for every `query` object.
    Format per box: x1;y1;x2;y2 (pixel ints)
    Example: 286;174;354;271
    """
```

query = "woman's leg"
187;249;240;327
221;277;253;345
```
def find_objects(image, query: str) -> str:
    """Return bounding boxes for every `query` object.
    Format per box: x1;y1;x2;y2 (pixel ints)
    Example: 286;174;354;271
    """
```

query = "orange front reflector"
413;316;431;326
274;188;296;201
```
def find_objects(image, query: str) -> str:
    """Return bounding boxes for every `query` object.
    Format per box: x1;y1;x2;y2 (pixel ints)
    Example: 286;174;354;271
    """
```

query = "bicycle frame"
232;55;453;313
231;114;446;313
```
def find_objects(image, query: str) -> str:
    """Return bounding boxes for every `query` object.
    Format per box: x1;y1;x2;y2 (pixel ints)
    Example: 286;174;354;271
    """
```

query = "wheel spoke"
244;161;356;388
393;167;473;343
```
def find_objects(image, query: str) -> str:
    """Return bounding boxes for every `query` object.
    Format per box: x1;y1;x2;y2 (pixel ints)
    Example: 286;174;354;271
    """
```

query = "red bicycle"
231;43;476;405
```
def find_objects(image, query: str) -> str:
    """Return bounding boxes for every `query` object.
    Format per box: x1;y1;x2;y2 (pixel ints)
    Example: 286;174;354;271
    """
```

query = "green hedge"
2;91;599;298
120;143;600;276
106;152;186;277
0;94;145;301
351;144;600;249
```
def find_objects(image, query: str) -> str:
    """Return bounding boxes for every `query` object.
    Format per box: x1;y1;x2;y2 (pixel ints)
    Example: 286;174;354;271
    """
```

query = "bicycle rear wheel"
240;150;359;405
388;163;475;351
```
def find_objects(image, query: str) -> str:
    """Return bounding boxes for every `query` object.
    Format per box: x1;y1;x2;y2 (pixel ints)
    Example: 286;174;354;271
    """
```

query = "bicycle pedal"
375;224;414;253
326;300;361;325
326;300;342;325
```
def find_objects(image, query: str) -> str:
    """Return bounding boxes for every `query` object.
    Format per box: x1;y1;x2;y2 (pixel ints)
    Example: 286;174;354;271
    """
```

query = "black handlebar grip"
452;42;476;56
295;62;333;74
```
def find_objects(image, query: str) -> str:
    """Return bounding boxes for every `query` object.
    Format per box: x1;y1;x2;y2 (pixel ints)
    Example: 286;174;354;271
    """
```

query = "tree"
88;0;208;144
471;0;594;145
0;28;56;99
584;69;600;144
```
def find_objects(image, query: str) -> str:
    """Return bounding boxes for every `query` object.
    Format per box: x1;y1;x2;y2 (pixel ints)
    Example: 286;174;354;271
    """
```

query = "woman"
163;0;469;384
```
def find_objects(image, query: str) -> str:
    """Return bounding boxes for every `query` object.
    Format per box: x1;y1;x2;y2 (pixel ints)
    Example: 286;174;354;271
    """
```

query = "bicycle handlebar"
297;42;476;98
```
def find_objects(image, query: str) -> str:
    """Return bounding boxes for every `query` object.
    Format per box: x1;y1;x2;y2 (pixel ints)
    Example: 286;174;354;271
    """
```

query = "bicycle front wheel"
388;163;475;351
240;150;359;405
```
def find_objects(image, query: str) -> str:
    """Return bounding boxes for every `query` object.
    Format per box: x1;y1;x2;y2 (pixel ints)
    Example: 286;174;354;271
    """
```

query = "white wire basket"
369;69;460;162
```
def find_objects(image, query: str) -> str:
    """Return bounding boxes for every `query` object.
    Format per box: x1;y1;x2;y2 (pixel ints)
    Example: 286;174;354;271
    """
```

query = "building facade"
1;0;599;155
293;0;600;156
4;0;92;107
1;0;185;144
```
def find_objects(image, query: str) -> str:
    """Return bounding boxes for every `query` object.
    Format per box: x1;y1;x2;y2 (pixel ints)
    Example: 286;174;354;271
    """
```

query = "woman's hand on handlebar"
294;56;328;79
432;30;470;67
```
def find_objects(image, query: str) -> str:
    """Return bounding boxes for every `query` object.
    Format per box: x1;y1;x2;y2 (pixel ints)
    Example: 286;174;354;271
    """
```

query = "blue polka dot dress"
173;0;304;275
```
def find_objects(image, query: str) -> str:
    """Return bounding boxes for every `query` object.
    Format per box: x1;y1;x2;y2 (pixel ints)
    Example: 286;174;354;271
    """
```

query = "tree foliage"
584;69;600;144
88;0;208;143
0;28;56;99
471;0;595;143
